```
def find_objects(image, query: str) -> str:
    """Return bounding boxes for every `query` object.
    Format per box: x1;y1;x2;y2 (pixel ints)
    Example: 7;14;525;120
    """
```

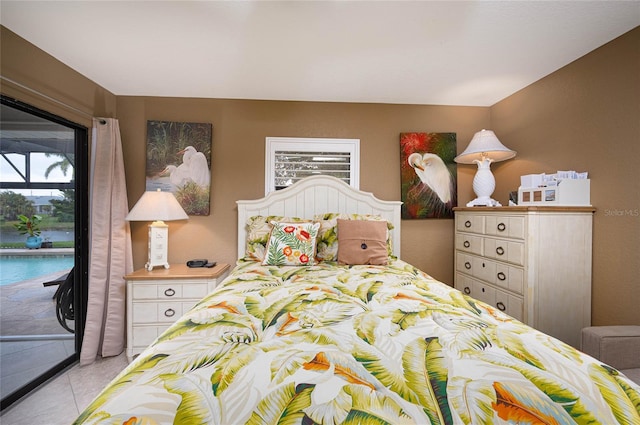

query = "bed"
75;176;640;425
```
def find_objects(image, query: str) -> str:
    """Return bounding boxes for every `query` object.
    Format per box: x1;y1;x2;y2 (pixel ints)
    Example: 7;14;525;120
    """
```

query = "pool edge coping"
0;248;74;257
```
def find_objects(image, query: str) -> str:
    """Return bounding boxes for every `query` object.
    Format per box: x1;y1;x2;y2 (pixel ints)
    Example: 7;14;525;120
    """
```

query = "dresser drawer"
456;253;496;283
455;273;524;321
133;283;183;300
131;324;167;348
131;282;212;301
455;273;474;296
495;263;524;295
483;238;525;265
472;279;496;305
456;214;485;234
485;216;525;239
454;272;487;300
455;233;483;255
495;290;524;322
132;300;195;323
456;252;473;274
456;253;523;293
455;273;499;309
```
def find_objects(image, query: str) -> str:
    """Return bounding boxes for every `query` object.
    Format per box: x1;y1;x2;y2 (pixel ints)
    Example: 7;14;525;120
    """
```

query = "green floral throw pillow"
245;215;309;261
262;221;320;266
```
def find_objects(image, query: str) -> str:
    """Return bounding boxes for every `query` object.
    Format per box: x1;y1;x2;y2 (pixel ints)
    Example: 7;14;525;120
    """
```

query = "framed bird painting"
400;132;457;219
145;120;213;215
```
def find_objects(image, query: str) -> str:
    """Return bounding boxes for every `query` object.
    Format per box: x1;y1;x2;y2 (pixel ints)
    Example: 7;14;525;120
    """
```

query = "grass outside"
0;216;75;249
0;241;75;249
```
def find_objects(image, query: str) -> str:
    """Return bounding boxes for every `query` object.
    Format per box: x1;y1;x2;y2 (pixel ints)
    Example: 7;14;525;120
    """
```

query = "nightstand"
125;263;230;361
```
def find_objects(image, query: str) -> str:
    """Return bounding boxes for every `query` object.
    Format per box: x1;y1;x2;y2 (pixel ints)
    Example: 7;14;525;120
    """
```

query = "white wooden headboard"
237;175;402;259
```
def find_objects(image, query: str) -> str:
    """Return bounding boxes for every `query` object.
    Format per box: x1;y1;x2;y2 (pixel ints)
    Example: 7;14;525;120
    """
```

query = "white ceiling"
2;1;639;106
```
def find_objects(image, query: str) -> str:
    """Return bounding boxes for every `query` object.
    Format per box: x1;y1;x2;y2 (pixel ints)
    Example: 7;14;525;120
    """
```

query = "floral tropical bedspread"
75;259;640;424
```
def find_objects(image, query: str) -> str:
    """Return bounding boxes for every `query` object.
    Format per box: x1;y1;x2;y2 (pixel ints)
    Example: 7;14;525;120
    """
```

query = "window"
265;137;359;194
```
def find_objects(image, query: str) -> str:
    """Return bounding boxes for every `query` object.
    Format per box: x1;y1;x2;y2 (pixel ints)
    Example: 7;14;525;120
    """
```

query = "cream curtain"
80;118;133;365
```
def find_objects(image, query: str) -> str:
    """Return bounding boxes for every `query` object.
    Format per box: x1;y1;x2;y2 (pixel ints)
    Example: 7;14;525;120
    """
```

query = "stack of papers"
520;171;588;188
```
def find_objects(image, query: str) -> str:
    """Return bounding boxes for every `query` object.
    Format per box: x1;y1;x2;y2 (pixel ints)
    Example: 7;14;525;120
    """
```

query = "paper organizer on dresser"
454;206;595;348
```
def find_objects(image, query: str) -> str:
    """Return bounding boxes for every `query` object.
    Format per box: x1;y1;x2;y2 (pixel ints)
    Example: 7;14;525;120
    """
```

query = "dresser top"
125;263;230;280
454;206;596;213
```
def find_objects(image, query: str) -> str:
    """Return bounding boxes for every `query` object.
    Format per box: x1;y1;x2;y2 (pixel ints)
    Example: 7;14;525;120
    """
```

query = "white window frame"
265;137;360;194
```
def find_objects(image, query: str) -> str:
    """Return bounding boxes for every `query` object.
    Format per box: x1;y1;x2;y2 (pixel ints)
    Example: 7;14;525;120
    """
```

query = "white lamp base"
466;197;502;207
466;158;502;207
146;221;171;271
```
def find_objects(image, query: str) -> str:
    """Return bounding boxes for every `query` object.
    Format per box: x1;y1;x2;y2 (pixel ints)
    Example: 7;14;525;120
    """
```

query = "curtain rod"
1;74;106;124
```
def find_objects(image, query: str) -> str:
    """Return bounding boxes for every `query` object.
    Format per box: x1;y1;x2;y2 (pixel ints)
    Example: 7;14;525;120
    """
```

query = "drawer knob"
465;261;471;270
463;240;471;248
463;287;471;295
164;288;176;297
496;302;506;311
497;272;506;281
496;246;505;256
465;220;471;228
164;308;176;317
497;222;506;232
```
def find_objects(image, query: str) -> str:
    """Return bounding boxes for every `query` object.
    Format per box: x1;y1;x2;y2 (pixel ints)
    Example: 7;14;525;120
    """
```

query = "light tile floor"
0;353;129;425
1;338;75;399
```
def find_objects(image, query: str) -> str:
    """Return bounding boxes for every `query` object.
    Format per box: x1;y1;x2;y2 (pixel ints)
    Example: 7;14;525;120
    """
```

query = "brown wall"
0;27;116;127
117;97;488;283
2;25;638;325
490;27;640;326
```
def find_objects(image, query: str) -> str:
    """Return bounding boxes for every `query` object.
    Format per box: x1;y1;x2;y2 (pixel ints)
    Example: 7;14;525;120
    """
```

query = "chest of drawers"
125;263;230;361
454;206;594;348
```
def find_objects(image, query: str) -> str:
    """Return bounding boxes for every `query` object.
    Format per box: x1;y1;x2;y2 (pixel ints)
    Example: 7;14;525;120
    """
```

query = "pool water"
0;256;74;286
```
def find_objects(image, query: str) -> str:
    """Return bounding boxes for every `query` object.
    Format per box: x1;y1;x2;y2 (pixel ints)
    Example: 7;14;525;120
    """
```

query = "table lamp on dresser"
454;129;516;207
125;189;188;271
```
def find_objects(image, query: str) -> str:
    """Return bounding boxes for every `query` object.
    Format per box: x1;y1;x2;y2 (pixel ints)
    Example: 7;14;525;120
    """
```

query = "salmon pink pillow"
314;213;394;262
337;219;388;265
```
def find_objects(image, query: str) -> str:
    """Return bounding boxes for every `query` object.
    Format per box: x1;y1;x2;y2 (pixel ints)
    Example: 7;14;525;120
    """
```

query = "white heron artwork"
407;152;453;204
158;146;210;189
159;164;190;187
146;121;212;215
177;146;211;187
400;132;457;219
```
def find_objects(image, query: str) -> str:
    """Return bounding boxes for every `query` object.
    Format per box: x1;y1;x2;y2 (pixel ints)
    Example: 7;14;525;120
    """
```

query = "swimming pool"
0;256;74;286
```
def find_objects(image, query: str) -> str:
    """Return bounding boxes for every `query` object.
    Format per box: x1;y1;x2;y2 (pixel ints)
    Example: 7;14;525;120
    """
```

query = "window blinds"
274;151;351;190
265;137;359;194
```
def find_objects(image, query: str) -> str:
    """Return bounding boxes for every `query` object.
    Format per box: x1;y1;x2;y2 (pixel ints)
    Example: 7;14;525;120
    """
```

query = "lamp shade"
454;129;516;164
125;189;188;222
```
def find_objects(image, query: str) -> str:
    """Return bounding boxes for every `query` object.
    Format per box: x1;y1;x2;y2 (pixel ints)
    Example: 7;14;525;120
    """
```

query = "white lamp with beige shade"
454;129;516;207
125;189;188;271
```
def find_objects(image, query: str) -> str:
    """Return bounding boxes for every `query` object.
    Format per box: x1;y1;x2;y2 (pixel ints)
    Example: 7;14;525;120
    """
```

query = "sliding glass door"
0;96;88;410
